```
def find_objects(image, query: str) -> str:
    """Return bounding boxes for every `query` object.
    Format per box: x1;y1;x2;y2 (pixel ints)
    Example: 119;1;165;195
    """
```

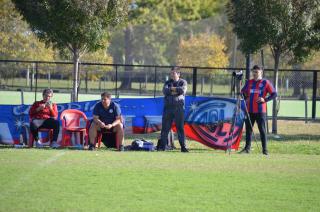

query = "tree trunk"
120;25;134;90
72;49;80;102
272;51;280;134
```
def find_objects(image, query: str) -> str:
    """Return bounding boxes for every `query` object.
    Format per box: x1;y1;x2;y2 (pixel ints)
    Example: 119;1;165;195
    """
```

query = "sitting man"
29;88;60;148
88;92;124;151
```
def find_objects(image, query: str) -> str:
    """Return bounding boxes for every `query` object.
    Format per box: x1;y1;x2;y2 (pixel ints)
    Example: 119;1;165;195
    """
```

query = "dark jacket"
162;78;187;107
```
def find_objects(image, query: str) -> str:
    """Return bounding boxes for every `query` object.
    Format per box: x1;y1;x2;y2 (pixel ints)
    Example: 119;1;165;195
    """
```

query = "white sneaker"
51;141;60;148
35;140;44;148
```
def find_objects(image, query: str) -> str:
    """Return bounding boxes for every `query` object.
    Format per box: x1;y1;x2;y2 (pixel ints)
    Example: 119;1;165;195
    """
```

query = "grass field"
0;90;319;118
1;121;320;211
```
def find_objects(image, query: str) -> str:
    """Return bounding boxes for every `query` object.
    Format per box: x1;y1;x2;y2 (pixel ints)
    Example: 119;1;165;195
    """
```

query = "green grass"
1;148;320;211
0;90;150;105
1;121;320;211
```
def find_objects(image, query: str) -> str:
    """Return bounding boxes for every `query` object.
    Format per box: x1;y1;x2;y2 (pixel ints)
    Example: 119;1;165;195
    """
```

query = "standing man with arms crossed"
88;92;124;151
158;67;188;152
239;65;277;155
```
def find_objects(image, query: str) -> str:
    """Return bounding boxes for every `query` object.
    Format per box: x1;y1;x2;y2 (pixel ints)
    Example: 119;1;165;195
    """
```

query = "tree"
109;0;226;89
13;0;128;102
0;0;54;61
227;0;320;134
176;33;229;68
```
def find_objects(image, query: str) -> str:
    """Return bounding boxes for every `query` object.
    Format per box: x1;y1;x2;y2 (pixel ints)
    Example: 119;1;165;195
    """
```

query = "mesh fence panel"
0;61;319;119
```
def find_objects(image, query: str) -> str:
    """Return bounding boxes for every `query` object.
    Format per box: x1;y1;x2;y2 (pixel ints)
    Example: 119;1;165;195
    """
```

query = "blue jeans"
160;106;185;149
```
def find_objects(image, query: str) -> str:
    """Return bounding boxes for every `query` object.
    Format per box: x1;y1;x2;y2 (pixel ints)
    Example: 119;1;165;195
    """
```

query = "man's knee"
114;123;123;133
89;122;100;134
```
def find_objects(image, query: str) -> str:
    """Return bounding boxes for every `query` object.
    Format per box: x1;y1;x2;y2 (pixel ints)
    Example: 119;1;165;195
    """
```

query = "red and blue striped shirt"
241;79;277;113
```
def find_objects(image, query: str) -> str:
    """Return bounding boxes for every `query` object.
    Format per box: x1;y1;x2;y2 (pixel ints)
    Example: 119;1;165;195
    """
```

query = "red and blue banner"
0;96;245;150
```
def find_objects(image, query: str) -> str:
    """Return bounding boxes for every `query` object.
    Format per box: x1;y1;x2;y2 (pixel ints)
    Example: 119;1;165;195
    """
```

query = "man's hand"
105;124;113;129
98;121;106;128
37;104;46;111
257;97;265;103
46;101;53;110
170;87;177;95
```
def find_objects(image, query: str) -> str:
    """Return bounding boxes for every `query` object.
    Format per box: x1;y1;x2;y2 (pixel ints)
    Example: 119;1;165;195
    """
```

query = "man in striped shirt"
239;65;277;155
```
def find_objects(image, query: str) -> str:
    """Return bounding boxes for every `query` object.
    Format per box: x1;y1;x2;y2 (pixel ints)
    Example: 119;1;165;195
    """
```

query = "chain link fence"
0;60;319;119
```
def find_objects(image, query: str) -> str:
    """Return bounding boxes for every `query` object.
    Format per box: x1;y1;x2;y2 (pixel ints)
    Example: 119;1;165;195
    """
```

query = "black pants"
30;118;60;141
160;106;186;149
244;113;267;152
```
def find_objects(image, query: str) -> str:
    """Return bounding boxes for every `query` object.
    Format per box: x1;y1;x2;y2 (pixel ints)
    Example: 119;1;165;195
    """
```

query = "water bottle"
15;134;25;148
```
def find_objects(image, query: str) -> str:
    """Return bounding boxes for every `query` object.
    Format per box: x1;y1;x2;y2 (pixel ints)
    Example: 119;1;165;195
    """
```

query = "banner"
0;96;245;150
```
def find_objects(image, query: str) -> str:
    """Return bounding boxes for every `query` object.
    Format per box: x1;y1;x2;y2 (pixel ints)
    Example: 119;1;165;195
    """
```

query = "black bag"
131;139;154;151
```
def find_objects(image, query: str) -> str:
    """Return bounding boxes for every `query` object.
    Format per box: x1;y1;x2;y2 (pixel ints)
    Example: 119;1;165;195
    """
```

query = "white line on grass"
0;151;67;199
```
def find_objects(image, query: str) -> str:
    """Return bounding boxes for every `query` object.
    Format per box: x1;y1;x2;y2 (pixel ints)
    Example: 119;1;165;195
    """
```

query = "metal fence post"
192;67;197;96
85;69;88;94
115;65;118;97
312;71;318;119
30;63;34;91
20;89;24;105
305;95;308;123
35;62;38;101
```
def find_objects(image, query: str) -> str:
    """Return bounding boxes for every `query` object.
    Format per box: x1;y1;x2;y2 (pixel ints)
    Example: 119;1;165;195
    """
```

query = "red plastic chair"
28;128;53;147
60;109;89;147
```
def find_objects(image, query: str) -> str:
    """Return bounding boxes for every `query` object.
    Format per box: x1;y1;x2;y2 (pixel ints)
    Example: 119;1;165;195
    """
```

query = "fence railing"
0;59;319;120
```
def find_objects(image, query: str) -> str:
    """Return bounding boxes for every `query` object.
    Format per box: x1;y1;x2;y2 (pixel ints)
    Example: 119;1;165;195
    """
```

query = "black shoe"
88;144;95;151
156;145;165;151
181;147;189;153
262;150;269;155
119;145;124;152
238;148;250;154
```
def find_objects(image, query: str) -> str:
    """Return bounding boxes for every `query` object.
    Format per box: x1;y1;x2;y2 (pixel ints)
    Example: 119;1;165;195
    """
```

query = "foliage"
81;44;114;81
13;0;128;54
12;0;128;101
176;33;229;70
0;0;54;61
109;0;226;65
227;0;320;133
227;0;319;63
301;51;320;69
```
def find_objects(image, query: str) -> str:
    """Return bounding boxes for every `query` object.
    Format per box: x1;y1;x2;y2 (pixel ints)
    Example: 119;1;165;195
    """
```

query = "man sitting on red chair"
88;92;124;151
29;88;60;148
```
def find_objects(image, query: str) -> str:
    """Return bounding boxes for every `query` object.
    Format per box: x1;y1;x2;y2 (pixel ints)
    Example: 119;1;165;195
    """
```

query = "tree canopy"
227;0;320;133
0;0;54;61
176;33;229;69
109;0;226;66
13;0;128;101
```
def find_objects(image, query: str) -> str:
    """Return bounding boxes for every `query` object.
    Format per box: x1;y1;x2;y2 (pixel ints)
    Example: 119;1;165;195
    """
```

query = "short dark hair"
101;92;112;99
42;88;53;96
171;66;181;73
252;65;262;71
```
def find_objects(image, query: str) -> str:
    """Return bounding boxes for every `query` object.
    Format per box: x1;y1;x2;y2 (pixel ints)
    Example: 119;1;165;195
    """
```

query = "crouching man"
88;92;124;151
